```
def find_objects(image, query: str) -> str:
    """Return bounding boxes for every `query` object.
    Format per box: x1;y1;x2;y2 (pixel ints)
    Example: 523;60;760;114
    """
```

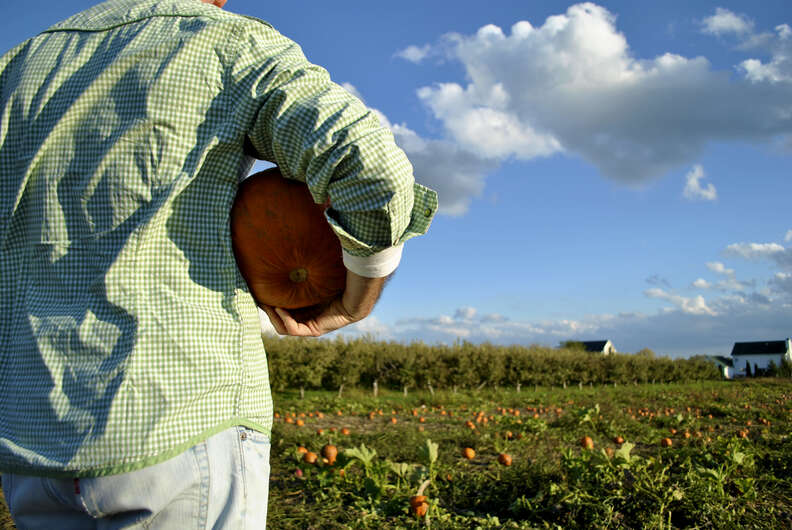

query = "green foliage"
264;379;792;529
263;335;721;391
780;357;792;377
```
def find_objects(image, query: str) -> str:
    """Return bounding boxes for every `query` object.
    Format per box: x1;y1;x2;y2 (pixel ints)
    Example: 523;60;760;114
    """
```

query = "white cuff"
342;244;403;278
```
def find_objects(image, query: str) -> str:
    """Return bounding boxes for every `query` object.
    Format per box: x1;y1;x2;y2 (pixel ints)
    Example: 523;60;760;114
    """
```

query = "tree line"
262;335;722;393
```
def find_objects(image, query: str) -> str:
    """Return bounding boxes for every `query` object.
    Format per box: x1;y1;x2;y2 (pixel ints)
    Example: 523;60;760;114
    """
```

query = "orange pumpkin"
230;167;346;314
321;444;338;465
409;495;429;517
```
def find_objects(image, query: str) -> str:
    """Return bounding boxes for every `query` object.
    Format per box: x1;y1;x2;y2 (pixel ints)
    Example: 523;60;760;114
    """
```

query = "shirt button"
240;431;248;441
423;208;432;217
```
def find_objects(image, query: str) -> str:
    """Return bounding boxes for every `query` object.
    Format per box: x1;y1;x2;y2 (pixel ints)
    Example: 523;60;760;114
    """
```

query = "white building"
721;339;792;378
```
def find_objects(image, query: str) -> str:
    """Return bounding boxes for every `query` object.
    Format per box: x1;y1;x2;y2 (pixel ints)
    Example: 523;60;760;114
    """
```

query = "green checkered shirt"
0;0;437;477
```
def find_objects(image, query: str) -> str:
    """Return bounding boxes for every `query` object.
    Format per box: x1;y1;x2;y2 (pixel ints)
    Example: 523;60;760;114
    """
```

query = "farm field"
1;379;790;529
265;379;791;529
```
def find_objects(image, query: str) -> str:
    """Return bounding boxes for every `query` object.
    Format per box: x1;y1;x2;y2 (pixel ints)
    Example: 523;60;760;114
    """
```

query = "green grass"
1;379;790;528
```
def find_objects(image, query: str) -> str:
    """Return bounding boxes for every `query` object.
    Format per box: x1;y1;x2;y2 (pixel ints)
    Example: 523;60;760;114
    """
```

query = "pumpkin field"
263;378;791;529
1;378;790;528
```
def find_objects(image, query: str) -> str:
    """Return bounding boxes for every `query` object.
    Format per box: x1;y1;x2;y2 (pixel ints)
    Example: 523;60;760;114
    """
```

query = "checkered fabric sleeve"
232;19;438;257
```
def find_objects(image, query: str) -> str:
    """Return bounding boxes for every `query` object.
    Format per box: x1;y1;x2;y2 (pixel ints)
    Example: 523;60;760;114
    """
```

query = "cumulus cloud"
703;260;755;292
347;293;791;357
707;261;735;276
330;234;792;356
342;83;495;216
645;288;717;315
389;122;496;215
724;242;785;260
394;44;432;63
344;315;394;339
724;241;792;271
698;9;791;84
737;23;792;83
769;272;792;300
340;82;363;100
397;3;792;183
416;82;562;160
336;262;790;356
701;8;754;36
683;164;717;201
454;306;477;320
692;278;712;289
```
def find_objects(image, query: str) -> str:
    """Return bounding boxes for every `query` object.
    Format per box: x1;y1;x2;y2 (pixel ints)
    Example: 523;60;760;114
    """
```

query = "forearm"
339;269;389;322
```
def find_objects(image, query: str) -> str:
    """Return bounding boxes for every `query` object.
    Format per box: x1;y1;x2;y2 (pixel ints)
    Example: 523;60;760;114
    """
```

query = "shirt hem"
0;418;271;479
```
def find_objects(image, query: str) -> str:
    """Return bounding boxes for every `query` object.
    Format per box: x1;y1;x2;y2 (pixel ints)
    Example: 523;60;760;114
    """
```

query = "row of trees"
744;359;792;377
262;336;721;392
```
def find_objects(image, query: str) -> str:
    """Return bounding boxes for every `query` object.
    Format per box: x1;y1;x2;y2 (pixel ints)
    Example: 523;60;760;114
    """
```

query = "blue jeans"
1;426;270;529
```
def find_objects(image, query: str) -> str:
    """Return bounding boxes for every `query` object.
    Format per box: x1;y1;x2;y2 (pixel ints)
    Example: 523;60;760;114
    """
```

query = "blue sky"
3;1;790;357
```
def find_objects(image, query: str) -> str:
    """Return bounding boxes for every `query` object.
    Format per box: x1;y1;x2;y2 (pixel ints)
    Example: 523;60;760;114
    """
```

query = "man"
0;0;437;527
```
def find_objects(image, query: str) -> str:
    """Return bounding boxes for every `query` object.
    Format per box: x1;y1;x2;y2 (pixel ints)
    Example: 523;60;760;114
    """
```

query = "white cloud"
343;315;394;340
394;44;432;63
352;259;791;355
724;241;792;271
701;8;754;36
737;24;792;83
786;230;792;242
340;82;364;101
373;108;495;216
370;291;791;356
769;272;792;299
390;123;495;215
692;278;712;289
345;87;494;216
706;261;735;277
454;306;477;320
703;260;755;292
724;242;785;260
397;3;792;183
645;288;717;316
416;83;562;160
683;164;717;201
337;233;792;356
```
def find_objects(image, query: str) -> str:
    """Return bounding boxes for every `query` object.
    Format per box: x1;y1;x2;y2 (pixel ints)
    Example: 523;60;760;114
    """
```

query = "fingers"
264;298;361;338
275;307;320;337
261;305;287;335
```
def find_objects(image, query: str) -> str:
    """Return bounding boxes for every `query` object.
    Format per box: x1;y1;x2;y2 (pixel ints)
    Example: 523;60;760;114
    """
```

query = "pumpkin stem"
289;268;308;283
416;478;431;497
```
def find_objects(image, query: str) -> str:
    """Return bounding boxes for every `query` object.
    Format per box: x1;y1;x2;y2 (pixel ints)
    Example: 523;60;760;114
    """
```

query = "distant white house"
710;356;734;379
581;340;617;355
713;339;792;379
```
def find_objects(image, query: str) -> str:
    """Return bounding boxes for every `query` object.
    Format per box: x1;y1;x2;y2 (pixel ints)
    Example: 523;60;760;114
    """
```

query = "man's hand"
262;269;388;337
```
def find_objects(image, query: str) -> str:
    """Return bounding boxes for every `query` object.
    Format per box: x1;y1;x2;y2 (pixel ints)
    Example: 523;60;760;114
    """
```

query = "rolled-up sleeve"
228;18;437;271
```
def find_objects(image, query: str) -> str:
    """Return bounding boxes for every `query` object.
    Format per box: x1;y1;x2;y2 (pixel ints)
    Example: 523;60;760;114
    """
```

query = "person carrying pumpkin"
0;0;437;527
